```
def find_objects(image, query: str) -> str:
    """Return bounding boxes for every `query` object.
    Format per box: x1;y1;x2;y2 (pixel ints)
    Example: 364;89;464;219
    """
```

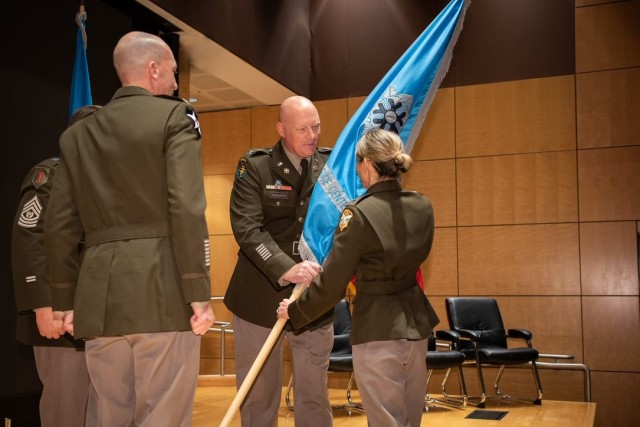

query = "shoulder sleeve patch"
185;106;201;140
31;167;50;189
235;158;248;180
339;208;354;232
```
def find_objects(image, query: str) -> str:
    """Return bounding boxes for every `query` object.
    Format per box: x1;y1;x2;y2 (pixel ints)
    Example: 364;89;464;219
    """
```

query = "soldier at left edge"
11;104;102;427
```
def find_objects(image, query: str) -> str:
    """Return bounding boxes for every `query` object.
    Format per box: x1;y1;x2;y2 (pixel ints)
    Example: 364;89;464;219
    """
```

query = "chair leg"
425;368;467;410
472;362;488;408
337;373;365;414
531;361;543;405
492;363;543;405
285;373;294;411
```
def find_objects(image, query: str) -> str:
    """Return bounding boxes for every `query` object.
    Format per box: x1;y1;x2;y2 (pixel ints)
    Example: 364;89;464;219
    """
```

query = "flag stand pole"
219;283;306;427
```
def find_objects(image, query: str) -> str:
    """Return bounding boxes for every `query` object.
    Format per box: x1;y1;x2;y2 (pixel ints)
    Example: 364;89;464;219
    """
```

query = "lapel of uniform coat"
271;141;300;189
300;150;326;198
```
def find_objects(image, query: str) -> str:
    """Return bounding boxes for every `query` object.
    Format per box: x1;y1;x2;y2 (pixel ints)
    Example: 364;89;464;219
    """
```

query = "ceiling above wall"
135;0;296;112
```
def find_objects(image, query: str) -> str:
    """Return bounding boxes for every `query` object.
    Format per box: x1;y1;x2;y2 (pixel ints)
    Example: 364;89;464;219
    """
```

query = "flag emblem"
365;87;413;134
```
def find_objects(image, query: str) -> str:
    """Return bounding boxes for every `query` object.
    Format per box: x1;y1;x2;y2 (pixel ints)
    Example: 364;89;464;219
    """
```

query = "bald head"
279;96;317;124
113;31;178;95
277;96;321;158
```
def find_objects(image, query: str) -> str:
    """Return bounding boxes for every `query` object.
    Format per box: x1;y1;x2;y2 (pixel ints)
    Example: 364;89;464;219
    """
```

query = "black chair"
425;330;468;409
445;297;543;408
286;299;363;413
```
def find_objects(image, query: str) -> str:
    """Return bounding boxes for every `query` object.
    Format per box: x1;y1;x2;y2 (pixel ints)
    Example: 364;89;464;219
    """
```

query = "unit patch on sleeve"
236;158;248;180
339;209;353;232
31;167;49;189
186;107;201;139
18;195;42;228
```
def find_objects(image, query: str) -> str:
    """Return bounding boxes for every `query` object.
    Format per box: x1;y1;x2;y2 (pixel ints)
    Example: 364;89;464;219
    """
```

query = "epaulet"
318;146;332;154
352;192;373;206
154;94;188;103
244;148;272;157
41;157;60;166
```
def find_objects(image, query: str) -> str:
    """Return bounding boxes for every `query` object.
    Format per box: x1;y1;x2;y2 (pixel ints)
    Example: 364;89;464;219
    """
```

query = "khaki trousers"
353;338;428;427
233;315;333;427
84;331;200;427
34;346;90;427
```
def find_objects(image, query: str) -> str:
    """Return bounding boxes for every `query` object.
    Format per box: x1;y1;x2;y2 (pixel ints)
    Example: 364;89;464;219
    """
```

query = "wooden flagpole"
219;283;306;427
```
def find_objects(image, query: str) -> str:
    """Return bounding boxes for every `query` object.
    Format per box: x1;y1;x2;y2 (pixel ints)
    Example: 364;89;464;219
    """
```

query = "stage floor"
192;384;596;426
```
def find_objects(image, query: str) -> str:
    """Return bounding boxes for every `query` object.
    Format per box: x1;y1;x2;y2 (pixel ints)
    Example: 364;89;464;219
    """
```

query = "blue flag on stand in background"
299;0;470;265
69;5;92;119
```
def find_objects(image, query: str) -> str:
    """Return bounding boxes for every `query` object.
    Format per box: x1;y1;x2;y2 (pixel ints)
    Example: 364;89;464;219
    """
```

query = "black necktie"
300;158;309;182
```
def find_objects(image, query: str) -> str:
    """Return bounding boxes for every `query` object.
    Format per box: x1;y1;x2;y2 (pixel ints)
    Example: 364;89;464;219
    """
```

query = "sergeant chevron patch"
18;195;42;228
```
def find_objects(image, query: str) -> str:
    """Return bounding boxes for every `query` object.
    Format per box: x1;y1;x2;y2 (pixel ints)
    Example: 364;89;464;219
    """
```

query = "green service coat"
12;158;84;347
224;140;334;329
44;86;211;339
288;179;440;345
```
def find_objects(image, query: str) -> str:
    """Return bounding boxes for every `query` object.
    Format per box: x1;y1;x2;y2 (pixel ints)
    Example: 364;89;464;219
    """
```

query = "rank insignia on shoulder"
32;167;49;189
186;107;201;139
236;158;248;180
18;195;42;228
339;208;353;232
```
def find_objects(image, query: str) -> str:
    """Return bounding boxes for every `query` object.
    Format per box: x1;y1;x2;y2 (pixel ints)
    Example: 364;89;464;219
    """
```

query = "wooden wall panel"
250;105;280;148
537;370;590;403
404;159;457;227
209;235;239;298
428;296;449;331
575;0;640;73
591;371;640;427
576;0;626;6
578;146;640;221
347;92;455;161
347;96;366;117
495;297;583;361
421;227;458;296
455;76;576;158
577;68;640;149
580;221;640;295
411;88;455;161
315;98;348;149
200;109;251;175
457;151;578;226
458;224;581;296
204;174;234;235
583;296;640;371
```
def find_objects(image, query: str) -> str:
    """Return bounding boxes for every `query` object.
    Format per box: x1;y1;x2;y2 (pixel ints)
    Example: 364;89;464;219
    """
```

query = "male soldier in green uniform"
11;105;99;427
44;32;214;427
224;96;333;427
12;158;89;427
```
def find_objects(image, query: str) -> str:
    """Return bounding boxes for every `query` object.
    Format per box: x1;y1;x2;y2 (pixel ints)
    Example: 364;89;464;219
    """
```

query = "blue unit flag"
69;6;93;119
299;0;470;265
